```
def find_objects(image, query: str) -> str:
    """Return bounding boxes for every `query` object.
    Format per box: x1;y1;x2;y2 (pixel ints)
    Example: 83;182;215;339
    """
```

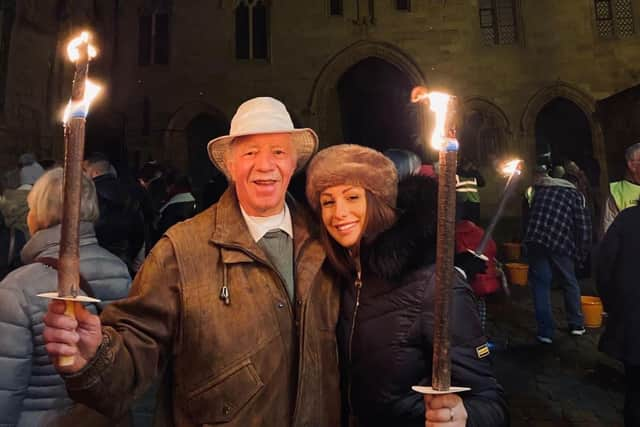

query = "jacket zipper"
224;241;310;425
220;242;293;313
346;268;363;417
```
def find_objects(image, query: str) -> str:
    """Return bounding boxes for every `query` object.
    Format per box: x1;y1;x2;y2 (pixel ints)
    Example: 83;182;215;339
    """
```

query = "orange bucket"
505;262;528;286
581;296;603;328
503;242;522;261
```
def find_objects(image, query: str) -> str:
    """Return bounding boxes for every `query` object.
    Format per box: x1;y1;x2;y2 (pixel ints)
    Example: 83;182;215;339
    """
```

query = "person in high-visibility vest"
456;158;485;223
601;143;640;236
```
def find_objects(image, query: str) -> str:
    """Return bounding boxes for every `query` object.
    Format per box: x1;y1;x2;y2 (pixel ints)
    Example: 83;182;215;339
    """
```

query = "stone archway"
307;40;425;149
163;101;229;171
336;57;419;155
164;101;229;207
460;97;513;165
520;82;608;188
458;97;514;220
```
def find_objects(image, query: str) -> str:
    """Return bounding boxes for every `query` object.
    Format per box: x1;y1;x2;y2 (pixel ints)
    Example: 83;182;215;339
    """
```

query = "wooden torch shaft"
432;148;459;391
58;49;89;298
58;119;86;297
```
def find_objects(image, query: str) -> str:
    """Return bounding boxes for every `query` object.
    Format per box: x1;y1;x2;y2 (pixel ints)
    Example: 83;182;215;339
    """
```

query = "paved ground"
486;281;625;426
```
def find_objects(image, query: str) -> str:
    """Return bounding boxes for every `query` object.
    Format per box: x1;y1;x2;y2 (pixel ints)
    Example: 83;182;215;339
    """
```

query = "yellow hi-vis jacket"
456;175;480;203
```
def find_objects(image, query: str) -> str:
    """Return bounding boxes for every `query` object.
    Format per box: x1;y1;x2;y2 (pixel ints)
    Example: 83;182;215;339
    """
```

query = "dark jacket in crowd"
92;173;145;271
151;192;197;246
597;203;640;365
0;211;25;279
0;222;131;426
337;176;508;427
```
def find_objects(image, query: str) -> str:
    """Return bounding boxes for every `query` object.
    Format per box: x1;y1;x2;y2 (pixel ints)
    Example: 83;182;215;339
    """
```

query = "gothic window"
479;0;518;45
330;0;343;16
595;0;635;39
459;109;506;167
235;0;269;60
0;0;15;108
396;0;411;11
138;2;170;65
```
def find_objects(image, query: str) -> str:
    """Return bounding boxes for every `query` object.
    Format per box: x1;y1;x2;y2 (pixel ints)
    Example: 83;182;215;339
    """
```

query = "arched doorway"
185;113;229;207
534;98;598;185
336;57;419;156
308;41;425;154
521;83;607;189
459;98;511;168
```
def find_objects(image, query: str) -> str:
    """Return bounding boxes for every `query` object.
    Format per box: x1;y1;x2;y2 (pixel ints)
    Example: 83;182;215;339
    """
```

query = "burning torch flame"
67;31;98;62
411;86;453;150
62;31;101;123
501;159;523;176
425;92;452;151
62;79;101;124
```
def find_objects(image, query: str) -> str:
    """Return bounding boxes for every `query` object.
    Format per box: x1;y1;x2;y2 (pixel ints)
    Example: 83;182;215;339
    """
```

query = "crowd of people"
0;94;637;426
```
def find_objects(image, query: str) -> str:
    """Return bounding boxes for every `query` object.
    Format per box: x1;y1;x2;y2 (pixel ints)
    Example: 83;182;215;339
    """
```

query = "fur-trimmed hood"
363;174;438;280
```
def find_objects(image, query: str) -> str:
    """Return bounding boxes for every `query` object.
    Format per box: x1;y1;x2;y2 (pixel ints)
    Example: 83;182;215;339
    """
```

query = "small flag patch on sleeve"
476;344;490;359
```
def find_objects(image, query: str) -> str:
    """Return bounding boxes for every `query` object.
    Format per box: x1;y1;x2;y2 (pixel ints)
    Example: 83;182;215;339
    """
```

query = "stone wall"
2;0;640;222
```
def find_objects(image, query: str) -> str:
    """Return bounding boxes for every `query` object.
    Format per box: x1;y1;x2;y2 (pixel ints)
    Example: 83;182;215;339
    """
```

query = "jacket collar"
159;192;196;213
536;176;576;189
211;187;268;264
210;186;324;301
363;175;438;281
21;222;97;264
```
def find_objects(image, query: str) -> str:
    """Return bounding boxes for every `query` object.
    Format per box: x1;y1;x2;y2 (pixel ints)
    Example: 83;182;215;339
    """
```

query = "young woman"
306;144;508;427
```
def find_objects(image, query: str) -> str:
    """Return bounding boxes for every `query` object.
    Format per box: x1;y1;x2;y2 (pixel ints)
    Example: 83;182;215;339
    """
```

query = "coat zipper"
220;243;293;312
224;241;312;425
346;268;362;417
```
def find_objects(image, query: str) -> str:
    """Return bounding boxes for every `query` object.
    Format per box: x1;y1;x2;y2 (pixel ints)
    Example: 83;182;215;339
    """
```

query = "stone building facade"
2;0;640;218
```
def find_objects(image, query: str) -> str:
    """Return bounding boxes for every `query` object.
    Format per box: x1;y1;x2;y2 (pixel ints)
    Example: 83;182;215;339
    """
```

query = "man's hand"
425;393;468;426
43;300;103;373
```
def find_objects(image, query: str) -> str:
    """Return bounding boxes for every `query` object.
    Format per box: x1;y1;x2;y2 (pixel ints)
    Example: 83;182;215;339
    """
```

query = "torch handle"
432;148;458;391
58;300;76;367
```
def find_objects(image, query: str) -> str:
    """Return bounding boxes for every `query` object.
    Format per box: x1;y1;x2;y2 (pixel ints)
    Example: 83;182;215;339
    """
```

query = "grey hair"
27;167;100;230
625;143;640;161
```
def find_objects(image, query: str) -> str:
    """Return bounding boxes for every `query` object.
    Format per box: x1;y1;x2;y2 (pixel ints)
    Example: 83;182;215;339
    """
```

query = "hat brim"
207;129;318;179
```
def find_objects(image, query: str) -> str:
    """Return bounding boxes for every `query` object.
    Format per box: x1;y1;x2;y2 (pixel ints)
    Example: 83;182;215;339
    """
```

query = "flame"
410;86;429;103
62;79;102;123
67;31;98;62
501;159;523;176
425;92;452;150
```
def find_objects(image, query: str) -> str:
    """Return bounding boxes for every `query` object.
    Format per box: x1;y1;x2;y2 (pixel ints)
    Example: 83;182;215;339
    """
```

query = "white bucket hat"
207;97;319;178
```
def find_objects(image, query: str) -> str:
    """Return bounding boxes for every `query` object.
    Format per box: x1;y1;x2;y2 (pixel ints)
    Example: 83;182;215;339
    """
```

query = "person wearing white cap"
42;97;341;426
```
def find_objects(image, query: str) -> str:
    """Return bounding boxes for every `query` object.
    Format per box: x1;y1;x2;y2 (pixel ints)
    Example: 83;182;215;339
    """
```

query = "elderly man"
42;97;341;426
601;142;640;235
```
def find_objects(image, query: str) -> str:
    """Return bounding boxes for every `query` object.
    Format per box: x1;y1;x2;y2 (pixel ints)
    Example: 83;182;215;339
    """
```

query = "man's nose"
255;150;275;170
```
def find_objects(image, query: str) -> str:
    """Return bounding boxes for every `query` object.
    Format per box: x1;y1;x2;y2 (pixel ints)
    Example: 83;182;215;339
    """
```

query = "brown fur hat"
305;144;398;213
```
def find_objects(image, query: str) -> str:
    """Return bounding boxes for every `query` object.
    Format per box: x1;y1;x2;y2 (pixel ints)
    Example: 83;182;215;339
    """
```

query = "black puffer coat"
597;203;640;365
337;176;508;427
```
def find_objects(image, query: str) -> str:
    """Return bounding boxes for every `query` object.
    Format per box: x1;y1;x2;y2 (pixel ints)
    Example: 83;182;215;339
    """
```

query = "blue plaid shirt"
524;183;591;261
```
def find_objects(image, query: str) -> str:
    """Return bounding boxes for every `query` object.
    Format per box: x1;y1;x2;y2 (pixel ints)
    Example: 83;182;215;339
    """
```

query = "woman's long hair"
319;190;396;279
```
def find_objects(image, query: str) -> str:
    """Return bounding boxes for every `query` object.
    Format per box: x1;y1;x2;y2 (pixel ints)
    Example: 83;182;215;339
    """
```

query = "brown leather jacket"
63;189;341;426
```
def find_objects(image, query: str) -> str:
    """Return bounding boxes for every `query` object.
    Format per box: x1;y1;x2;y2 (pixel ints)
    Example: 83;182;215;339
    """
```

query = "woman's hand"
424;393;468;426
